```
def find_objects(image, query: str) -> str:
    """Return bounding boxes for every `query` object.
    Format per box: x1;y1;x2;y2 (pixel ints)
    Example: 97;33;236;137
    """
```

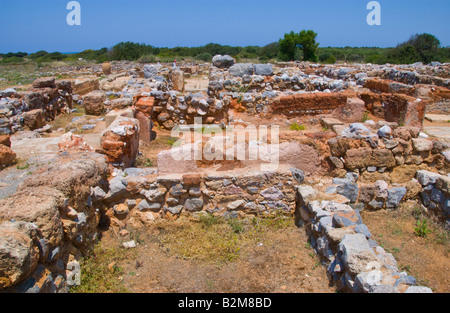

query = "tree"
278;30;319;62
278;31;300;61
298;30;319;62
404;33;441;64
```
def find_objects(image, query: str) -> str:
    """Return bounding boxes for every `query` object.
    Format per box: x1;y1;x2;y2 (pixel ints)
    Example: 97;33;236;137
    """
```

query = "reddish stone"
183;173;202;186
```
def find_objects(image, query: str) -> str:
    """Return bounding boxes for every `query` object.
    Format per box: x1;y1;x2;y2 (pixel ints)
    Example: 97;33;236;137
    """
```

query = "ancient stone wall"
296;186;432;293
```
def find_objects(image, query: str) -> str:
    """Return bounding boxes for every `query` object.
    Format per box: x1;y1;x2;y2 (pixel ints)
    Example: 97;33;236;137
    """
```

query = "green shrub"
195;53;213;62
289;123;306;131
415;219;432;237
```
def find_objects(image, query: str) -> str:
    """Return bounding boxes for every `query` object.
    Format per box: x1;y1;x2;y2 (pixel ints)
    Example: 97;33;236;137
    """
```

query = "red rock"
0;144;16;166
183;173;202;186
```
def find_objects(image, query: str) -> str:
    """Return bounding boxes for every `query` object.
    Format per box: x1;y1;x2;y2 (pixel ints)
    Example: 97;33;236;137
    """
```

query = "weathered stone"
359;185;375;203
416;170;441;186
143;65;158;79
227;200;246;210
83;90;106;116
229;63;254;77
166;205;183;215
377;125;392;138
336;182;359;203
412;138;433;153
404;286;433;293
296;186;317;207
0;221;40;289
338;234;378;275
290;167;305;184
404;179;422;200
386;187;407;208
0;144;16;166
355;224;372;238
345;148;372;170
32;77;55;89
212;55;235;69
113;203;129;216
260;187;285;201
184;198;204;212
254;64;273;76
0;187;65;248
333;210;363;228
372;149;396;168
391;165;419;184
436;176;450;194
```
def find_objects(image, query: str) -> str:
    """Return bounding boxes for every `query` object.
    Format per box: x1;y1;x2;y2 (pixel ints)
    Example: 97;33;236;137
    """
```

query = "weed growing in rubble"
415;219;432;237
361;111;370;123
289;123;306;131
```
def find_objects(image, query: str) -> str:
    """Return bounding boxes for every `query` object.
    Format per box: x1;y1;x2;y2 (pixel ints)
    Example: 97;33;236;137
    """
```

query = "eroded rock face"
0;187;65;249
18;152;108;211
0;221;41;290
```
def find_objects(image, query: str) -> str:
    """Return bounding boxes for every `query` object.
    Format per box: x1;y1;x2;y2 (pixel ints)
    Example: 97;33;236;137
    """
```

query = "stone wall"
0;78;73;135
416;170;450;226
98;168;301;224
296;186;432;293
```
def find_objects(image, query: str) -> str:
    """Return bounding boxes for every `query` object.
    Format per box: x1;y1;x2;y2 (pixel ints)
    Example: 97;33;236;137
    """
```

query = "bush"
138;54;157;63
0;56;25;64
110;42;155;61
195;53;213;62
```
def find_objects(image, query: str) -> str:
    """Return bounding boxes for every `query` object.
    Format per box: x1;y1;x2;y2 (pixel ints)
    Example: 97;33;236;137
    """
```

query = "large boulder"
0;221;41;289
102;62;112;75
0;144;16;166
0;187;65;248
32;77;56;89
82;90;107;116
253;64;273;76
22;109;45;130
212;55;235;69
18;152;107;211
229;63;254;77
171;70;185;92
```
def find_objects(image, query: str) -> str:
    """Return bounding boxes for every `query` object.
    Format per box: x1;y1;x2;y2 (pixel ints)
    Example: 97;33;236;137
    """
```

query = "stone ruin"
0;55;449;293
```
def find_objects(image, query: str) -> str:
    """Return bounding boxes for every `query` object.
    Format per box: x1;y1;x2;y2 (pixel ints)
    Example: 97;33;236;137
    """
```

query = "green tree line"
1;32;449;65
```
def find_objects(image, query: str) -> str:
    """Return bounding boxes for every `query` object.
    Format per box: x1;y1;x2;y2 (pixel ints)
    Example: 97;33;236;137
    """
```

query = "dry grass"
156;214;293;264
71;214;336;293
361;201;450;293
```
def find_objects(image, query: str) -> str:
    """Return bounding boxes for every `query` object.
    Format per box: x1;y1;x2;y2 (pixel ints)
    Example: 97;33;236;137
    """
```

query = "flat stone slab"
320;118;344;129
11;137;60;159
425;114;450;123
424;126;450;141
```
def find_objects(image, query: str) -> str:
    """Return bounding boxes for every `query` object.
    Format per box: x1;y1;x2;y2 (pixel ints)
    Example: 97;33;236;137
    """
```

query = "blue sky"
0;0;449;53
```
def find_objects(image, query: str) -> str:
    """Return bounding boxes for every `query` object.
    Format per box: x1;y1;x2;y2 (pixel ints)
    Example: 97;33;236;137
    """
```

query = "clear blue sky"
0;0;449;53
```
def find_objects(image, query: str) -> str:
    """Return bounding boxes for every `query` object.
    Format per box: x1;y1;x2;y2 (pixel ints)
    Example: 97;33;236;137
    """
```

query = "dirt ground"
75;216;336;293
361;203;450;293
